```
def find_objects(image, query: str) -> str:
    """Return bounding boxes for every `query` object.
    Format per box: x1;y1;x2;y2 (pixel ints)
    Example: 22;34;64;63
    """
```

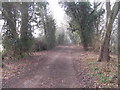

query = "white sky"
47;0;67;26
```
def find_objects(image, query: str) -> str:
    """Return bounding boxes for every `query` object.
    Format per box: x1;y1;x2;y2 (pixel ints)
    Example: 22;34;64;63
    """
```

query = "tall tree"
36;2;56;49
63;1;104;50
64;2;93;50
98;1;120;62
46;17;56;49
2;2;18;58
2;2;35;59
20;2;34;56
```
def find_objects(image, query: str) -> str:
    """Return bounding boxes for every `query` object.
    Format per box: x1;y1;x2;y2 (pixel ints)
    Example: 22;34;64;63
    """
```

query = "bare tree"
98;1;120;62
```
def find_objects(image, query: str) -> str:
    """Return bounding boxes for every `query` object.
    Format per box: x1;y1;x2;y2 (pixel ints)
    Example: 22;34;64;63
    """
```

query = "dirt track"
3;45;95;88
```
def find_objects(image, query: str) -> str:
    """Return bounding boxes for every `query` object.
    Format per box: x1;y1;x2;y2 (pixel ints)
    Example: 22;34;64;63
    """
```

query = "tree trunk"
98;1;120;62
118;11;120;62
98;1;111;62
118;9;120;88
20;2;30;54
105;1;110;28
2;2;18;58
118;10;120;88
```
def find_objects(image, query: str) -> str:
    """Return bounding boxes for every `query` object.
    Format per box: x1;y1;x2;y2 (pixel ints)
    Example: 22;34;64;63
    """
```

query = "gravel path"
3;45;95;88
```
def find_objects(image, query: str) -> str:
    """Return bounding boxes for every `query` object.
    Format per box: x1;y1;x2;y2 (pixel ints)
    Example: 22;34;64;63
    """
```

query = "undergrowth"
83;54;118;88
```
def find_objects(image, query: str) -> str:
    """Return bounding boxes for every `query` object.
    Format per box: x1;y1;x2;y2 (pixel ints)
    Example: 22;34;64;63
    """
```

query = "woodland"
0;0;120;88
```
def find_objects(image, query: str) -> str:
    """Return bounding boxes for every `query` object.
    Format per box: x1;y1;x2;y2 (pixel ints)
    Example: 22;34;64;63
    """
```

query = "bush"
2;35;34;60
32;38;47;52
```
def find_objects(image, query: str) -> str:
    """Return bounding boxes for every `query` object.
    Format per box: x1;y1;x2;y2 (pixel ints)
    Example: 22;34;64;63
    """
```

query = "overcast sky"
47;0;67;26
